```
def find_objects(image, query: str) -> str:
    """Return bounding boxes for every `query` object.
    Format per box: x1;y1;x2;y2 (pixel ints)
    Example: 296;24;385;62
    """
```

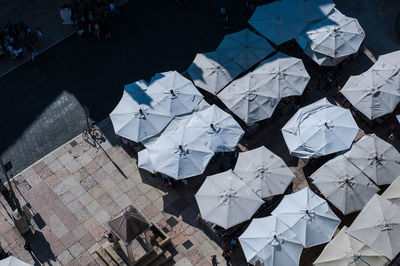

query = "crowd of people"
66;0;116;40
0;22;42;61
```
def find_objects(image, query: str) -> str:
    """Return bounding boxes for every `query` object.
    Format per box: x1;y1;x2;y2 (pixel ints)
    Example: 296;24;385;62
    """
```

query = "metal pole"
0;158;23;215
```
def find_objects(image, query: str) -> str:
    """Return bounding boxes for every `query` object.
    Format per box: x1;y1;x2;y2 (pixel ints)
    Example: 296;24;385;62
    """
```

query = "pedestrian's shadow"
23;230;56;265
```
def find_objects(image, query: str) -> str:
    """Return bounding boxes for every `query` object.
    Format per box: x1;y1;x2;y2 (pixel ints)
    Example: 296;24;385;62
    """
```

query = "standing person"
211;255;218;266
388;133;395;145
222;249;232;266
0;182;9;199
94;21;101;40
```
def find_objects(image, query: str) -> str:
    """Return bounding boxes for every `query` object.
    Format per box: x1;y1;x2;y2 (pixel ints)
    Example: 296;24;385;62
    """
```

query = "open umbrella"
138;149;155;174
382;176;400;207
233;146;295;198
147;126;214;179
146;71;203;116
187;51;243;94
217;70;280;123
374;50;400;69
110;84;174;142
344;134;400;185
347;194;400;260
195;169;264;229
281;98;359;159
216;29;275;70
239;216;303;266
0;256;32;266
300;9;365;58
314;226;389;266
272;187;340;248
185;104;244;152
310;155;379;215
249;1;308;45
341;67;400;120
251;53;310;98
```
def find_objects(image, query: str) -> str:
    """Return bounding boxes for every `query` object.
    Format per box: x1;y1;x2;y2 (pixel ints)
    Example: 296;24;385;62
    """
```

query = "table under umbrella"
195;169;264;229
233;146;295;198
281;98;359;159
310;155;379;215
239;216;303;266
272;187;341;248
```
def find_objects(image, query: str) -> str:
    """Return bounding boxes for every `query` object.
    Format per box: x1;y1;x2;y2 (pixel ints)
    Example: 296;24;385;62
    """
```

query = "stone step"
96;248;118;266
104;245;128;266
149;250;172;266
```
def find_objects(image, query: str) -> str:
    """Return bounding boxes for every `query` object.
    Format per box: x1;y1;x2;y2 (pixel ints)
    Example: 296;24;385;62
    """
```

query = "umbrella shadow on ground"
23;230;56;265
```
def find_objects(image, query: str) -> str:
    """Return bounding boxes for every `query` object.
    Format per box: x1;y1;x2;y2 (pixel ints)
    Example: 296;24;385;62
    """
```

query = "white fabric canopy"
251;52;310;98
216;29;274;70
347;194;400;260
146;71;203;116
187;52;243;94
310;155;379;215
110;84;174;142
147;126;214;179
341;67;400;120
0;256;32;266
249;1;308;45
314;226;389;266
272;187;340;248
195;169;264;229
138;149;155;174
374;50;400;69
344;134;400;185
239;216;303;266
281;98;359;159
300;9;365;58
382;176;400;207
185;105;244;152
217;69;280;124
233;146;295;198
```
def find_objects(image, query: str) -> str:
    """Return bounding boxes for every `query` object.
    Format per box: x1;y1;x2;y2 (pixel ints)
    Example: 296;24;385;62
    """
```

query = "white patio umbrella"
185;105;244;152
216;29;275;70
310;155;379;215
0;256;32;266
147;126;214;179
343;134;400;185
138;149;155;174
300;9;365;58
233;146;295;198
146;71;203;116
195;169;264;229
374;50;400;69
347;194;400;260
239;216;303;266
281;98;359;159
217;72;280;123
382;176;400;206
271;187;341;248
397;114;400;123
124;79;148;91
187;51;243;94
110;85;174;142
341;68;400;120
251;53;310;98
314;226;389;266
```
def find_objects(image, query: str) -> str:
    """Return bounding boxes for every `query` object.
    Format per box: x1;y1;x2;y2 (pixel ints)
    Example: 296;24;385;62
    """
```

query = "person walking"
211;255;218;266
222;249;232;266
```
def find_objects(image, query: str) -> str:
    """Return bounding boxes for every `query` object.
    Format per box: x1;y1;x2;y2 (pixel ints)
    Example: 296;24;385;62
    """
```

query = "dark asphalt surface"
0;0;250;176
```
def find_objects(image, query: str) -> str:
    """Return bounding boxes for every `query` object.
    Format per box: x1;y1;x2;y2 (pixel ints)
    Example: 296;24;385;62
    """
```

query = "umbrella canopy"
281;98;359;159
347;194;400;260
300;9;365;58
107;205;151;245
341;67;400;120
239;216;303;266
195;169;264;229
314;226;389;266
271;187;340;248
251;53;310;98
147;126;214;179
185;104;244;152
124;79;149;91
0;256;32;266
233;146;295;198
248;1;308;45
374;50;400;69
382;176;400;207
110;84;174;142
146;71;203;116
187;51;243;94
217;70;280;123
343;134;400;185
310;155;379;215
216;29;274;70
138;149;155;174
